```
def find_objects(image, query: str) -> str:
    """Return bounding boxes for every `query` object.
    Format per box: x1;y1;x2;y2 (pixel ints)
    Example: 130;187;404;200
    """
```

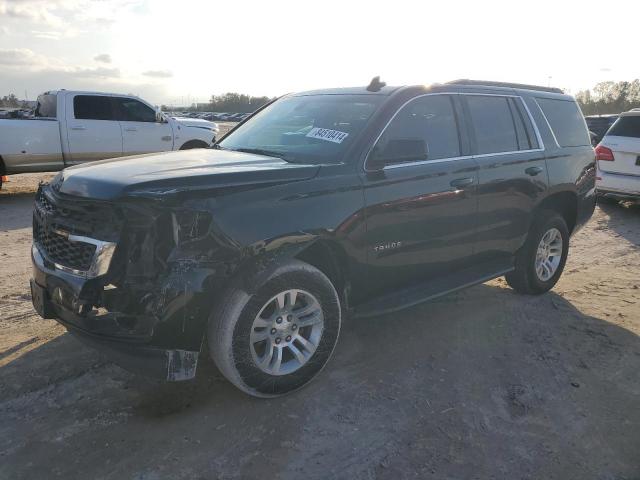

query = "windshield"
218;94;383;164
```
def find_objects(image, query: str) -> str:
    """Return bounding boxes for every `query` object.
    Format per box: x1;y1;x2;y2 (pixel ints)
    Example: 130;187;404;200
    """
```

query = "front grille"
33;217;96;271
35;188;55;213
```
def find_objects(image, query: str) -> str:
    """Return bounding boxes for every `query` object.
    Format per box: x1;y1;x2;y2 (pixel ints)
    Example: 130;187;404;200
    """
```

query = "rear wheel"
208;259;341;397
505;210;570;294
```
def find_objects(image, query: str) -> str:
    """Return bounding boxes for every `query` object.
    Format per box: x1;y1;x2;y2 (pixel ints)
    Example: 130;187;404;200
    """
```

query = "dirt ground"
1;171;639;480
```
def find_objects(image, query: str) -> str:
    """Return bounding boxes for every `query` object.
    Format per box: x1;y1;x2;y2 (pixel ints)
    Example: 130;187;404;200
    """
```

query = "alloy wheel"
249;289;324;376
535;227;563;281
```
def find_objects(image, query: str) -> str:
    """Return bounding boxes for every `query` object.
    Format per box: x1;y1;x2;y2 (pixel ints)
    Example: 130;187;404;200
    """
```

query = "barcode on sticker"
305;127;349;144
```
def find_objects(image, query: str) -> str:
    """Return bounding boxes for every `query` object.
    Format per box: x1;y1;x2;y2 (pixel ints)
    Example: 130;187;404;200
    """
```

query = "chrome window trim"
364;92;547;172
533;98;561;148
518;97;545;150
384;154;474;170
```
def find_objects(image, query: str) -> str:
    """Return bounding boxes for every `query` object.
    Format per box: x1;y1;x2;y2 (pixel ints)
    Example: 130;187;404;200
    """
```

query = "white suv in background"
596;109;640;202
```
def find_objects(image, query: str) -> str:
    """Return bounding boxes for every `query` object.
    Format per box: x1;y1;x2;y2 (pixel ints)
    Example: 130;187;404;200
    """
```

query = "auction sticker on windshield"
306;127;349;144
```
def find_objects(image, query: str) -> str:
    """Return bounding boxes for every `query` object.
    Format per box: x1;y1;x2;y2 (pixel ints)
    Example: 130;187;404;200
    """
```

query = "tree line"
162;92;275;113
207;92;273;113
0;94;28;108
575;80;640;115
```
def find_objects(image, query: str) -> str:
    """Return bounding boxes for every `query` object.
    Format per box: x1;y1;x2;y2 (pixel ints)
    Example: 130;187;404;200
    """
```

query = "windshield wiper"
233;148;307;164
232;147;285;158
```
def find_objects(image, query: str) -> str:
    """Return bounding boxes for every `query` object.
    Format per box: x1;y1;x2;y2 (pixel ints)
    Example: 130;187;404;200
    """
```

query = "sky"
0;0;638;106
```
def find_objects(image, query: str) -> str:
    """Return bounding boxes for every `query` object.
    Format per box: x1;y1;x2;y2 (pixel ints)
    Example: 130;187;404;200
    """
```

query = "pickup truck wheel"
208;259;341;398
505;210;569;295
180;140;209;150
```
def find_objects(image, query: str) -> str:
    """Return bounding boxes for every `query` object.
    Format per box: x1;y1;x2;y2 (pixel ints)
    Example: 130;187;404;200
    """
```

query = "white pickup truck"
0;90;219;182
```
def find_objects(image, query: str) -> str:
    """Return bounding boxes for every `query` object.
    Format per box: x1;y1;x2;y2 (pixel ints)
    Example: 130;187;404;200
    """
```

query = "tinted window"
606;115;640;138
536;98;590;147
508;98;530;150
371;95;460;165
73;95;114;120
113;97;156;122
510;97;539;150
35;93;57;118
467;96;518;154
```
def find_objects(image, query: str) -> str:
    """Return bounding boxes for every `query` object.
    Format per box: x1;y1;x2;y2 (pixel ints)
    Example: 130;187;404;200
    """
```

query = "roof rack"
446;79;564;94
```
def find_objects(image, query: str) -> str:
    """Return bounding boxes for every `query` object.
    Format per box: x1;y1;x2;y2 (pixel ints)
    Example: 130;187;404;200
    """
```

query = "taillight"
595;144;615;161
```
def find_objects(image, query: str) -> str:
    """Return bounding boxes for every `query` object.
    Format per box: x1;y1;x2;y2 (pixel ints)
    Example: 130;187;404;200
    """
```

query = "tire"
505;210;570;295
179;140;209;150
208;259;341;398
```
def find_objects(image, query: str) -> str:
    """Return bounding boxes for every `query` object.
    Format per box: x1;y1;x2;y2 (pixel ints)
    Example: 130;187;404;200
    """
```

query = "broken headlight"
171;210;212;246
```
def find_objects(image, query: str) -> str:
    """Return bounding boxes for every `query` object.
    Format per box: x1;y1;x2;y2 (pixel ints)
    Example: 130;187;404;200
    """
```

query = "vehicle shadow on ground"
598;201;640;245
0;192;36;231
1;283;639;479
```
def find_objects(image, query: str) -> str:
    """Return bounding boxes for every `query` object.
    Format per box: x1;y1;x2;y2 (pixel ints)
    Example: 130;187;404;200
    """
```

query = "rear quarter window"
35;94;57;118
536;98;590;147
606;116;640;138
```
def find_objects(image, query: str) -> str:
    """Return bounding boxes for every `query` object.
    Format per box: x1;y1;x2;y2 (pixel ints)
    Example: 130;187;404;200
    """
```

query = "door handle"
70;126;86;131
450;177;475;189
124;127;137;132
525;166;543;176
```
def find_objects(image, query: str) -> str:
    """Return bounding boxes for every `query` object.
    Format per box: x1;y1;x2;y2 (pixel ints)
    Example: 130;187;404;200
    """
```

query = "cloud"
0;67;169;104
0;0;64;27
0;49;119;79
0;48;41;66
0;0;145;32
31;30;64;40
94;53;112;64
74;66;120;78
142;69;173;79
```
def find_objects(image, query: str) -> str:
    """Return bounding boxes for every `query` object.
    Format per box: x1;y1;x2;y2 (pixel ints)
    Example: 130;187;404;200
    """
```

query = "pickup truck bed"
0;118;64;173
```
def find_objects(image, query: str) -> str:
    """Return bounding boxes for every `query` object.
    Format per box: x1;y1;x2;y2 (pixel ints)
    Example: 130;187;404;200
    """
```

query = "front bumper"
31;245;202;381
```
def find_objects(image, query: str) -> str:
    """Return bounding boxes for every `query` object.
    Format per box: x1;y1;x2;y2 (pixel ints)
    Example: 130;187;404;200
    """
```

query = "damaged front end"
30;183;241;381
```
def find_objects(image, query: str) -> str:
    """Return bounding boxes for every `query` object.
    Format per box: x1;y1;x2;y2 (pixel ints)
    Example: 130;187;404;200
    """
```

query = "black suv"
31;79;596;397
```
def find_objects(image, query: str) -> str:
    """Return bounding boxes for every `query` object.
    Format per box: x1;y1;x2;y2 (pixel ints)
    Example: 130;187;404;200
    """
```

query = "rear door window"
73;95;115;120
606;116;640;138
536;98;590;147
112;97;157;123
466;95;519;154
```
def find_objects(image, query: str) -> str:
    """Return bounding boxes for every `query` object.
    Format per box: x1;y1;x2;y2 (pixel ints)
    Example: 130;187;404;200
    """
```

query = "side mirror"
155;107;166;123
368;138;428;170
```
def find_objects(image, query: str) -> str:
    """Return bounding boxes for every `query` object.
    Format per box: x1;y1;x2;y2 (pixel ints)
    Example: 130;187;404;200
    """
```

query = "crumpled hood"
56;149;320;200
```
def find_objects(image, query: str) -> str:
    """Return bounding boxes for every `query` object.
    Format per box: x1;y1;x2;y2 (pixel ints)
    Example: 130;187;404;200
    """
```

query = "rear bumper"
31;244;202;381
596;168;640;199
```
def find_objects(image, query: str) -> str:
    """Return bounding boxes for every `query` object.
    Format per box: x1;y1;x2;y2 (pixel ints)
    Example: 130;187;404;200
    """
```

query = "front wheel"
179;140;209;150
209;259;341;397
505;210;570;294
